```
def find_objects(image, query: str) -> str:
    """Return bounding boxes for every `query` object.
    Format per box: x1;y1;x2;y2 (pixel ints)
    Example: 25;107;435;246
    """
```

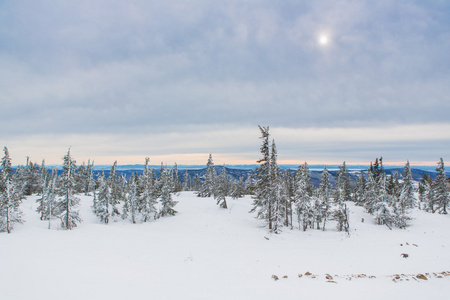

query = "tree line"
1;128;449;234
247;126;449;234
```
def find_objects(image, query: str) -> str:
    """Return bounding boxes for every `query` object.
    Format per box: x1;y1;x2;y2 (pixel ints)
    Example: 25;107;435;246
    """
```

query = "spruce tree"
399;161;415;211
56;148;81;230
230;176;245;199
0;147;24;233
198;154;217;197
432;158;449;214
158;165;178;217
93;162;121;224
372;173;393;227
294;162;312;231
86;160;96;196
418;174;432;211
215;165;228;209
364;169;378;214
319;166;331;230
123;172;139;223
281;169;293;228
39;168;58;229
139;158;158;222
269;140;283;233
334;161;351;204
36;160;49;220
250;126;273;229
182;170;191;191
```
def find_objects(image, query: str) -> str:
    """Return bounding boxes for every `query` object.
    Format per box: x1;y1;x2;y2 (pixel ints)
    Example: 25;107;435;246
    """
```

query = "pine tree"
139;158;158;222
39;168;58;229
332;203;350;233
364;169;378;214
371;157;384;183
418;174;432;211
269;140;283;233
75;162;88;194
0;147;24;233
172;163;183;193
19;157;40;196
56;148;81;230
398;161;415;211
36;160;49;220
318;166;331;230
250;126;273;229
230;176;245;199
334;161;351;204
93;171;107;219
192;174;201;192
215;165;228;209
86;160;96;196
123;172;139;223
281;169;293;228
198;154;217;197
432;158;449;214
182;170;191;191
93;161;121;224
372;173;393;227
159;165;178;217
294;162;312;231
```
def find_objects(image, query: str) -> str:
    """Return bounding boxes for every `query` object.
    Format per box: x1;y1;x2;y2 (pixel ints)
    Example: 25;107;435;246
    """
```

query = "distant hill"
90;165;445;188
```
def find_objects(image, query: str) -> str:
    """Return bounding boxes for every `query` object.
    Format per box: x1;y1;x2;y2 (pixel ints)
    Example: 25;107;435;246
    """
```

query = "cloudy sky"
1;0;449;166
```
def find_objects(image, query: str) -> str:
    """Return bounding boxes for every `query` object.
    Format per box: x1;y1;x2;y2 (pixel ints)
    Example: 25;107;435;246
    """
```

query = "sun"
318;35;329;46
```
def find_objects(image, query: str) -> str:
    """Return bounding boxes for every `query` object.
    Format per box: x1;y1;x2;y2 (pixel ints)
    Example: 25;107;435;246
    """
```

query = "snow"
1;192;450;300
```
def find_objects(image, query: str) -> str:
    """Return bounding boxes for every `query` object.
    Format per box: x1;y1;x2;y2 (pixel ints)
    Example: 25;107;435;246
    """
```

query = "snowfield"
1;192;450;300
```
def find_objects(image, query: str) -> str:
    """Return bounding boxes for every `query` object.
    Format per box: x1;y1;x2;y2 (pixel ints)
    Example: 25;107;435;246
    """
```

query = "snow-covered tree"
36;160;49;220
250;126;273;229
182;170;191;191
172;163;183;193
281;169;293;228
123;172;139;223
198;154;217;198
139;158;158;222
16;157;40;196
0;147;24;233
38;168;58;229
230;176;245;199
332;203;350;233
398;161;415;211
432;158;449;214
158;165;178;217
334;161;352;204
318;166;331;230
269;140;284;233
215;165;228;209
56;148;81;230
370;157;384;183
93;162;121;224
364;169;378;214
294;162;312;231
372;173;393;227
418;174;432;210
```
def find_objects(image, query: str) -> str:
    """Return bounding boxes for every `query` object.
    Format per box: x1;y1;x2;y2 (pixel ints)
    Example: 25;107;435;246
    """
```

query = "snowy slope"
1;193;450;300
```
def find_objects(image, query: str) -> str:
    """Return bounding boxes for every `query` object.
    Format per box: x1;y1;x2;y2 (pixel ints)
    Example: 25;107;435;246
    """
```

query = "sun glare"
319;35;328;46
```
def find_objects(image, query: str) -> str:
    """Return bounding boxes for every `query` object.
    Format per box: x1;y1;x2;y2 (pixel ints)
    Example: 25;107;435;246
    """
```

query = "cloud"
1;0;449;164
3;123;449;165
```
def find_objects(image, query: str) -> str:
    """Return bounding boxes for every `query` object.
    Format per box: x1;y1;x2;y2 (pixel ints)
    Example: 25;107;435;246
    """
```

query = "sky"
1;0;449;166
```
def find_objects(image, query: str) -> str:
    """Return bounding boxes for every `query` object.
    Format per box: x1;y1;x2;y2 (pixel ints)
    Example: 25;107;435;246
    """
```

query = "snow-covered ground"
1;192;450;300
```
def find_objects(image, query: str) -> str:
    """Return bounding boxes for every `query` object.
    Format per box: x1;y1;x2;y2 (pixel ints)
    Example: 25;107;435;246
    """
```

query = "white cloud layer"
1;0;449;165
